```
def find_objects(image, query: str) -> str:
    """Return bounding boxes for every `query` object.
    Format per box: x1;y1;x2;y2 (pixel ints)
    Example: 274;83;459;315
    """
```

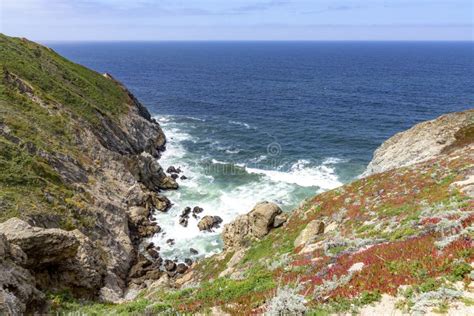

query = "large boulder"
197;216;223;232
222;202;284;250
126;184;171;212
364;110;474;176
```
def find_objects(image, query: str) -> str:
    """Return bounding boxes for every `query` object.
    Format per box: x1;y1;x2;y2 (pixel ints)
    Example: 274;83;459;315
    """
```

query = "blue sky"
1;0;473;40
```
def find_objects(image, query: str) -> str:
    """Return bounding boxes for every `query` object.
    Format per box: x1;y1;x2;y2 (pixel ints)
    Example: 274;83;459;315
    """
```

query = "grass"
0;34;133;227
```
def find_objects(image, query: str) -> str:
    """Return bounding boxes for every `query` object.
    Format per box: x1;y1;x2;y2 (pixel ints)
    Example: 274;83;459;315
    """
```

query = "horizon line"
40;39;474;43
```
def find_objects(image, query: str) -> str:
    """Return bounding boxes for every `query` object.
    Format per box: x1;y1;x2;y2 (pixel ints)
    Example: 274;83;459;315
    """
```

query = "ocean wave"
322;157;346;165
211;158;230;165
229;120;252;129
148;116;345;261
246;158;342;189
150;172;298;260
225;148;241;154
248;155;267;164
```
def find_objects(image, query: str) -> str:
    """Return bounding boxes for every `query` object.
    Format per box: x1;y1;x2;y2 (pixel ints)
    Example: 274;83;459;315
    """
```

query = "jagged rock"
128;255;153;279
126;184;171;213
152;257;163;269
0;218;79;267
136;224;160;239
166;239;175;246
179;217;188;227
273;214;288;228
294;220;325;248
190;248;199;255
0;219;107;300
176;263;188;274
180;175;187;180
164;260;176;272
127;206;149;227
182;207;192;218
171;173;179;180
222;202;282;249
147;248;160;259
184;258;193;266
364;109;474;176
193;206;204;214
198;215;223;232
0;36;180;307
0;233;46;315
144;269;162;281
126;153;178;191
166;166;181;174
144;242;155;250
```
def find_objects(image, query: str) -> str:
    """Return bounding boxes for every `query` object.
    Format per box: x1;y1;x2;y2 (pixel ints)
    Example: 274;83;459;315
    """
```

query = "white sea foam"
149;115;344;261
246;158;342;189
229;120;252;129
225;148;241;154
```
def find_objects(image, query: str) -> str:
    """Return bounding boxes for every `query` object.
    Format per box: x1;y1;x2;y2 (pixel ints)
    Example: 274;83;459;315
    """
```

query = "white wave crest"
246;158;342;189
229;120;252;129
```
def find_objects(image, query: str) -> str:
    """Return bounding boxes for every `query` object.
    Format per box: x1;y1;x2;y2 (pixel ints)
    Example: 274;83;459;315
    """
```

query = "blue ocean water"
50;41;473;259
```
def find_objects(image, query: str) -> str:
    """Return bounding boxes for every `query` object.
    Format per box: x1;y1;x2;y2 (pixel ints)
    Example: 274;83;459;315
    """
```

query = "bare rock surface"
364;109;473;176
0;234;45;315
294;220;326;248
0;218;79;267
0;218;107;299
197;215;223;232
222;201;284;250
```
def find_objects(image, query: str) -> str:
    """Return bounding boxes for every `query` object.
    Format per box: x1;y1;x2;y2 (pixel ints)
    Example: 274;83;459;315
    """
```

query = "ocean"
49;41;473;260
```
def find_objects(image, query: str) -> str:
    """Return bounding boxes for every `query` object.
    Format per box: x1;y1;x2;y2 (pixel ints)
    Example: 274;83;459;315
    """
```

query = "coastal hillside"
170;110;473;315
0;34;179;313
56;109;473;315
0;35;473;315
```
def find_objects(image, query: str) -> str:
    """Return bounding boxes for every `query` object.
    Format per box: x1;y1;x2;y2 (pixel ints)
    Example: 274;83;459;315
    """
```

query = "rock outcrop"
0;218;107;300
364;109;473;176
0;234;45;315
222;202;284;249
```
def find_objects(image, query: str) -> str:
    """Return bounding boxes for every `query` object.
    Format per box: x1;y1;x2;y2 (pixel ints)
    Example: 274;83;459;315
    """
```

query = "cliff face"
0;35;177;313
95;110;471;315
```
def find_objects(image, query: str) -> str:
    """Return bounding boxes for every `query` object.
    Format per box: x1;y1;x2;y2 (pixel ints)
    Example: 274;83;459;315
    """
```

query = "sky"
1;0;473;41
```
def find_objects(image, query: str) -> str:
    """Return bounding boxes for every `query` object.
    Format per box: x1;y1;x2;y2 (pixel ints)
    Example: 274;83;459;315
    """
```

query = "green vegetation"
0;34;130;227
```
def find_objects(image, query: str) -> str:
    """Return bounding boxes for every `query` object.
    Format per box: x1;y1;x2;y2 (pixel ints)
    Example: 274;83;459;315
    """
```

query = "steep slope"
61;110;473;315
0;34;177;313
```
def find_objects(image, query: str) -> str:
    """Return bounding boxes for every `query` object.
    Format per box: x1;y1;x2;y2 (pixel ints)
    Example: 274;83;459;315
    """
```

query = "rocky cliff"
364;110;474;176
66;109;472;315
0;34;177;313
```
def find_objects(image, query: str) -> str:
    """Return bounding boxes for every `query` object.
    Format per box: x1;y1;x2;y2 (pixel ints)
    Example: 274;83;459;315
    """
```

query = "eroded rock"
222;202;283;250
198;215;223;232
0;219;107;301
294;220;325;248
0;233;46;315
0;218;79;268
364;110;474;176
